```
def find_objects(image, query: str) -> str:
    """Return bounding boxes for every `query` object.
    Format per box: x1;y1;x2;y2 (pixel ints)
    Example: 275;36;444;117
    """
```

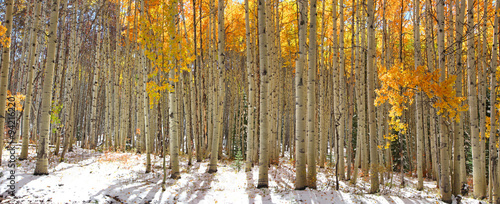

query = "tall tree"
295;0;308;190
306;0;317;189
413;0;424;191
257;0;270;188
34;0;61;175
367;0;378;193
437;0;451;201
467;0;485;198
0;0;14;166
245;0;255;172
20;0;42;161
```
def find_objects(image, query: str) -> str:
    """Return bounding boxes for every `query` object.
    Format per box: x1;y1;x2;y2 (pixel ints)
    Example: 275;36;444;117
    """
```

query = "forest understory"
0;144;485;203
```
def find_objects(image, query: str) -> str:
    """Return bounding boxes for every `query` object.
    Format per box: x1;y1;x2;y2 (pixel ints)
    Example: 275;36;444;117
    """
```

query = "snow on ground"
0;145;487;203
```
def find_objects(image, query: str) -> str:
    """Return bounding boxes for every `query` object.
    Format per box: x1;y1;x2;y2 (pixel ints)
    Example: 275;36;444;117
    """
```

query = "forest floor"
0;144;486;204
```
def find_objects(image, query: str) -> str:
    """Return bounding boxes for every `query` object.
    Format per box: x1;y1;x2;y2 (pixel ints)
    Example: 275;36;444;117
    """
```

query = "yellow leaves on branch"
0;22;10;48
376;63;467;139
5;90;25;112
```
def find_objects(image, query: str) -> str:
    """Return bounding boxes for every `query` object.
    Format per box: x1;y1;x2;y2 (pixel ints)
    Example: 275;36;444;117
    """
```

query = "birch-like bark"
489;1;500;202
413;0;424;191
295;0;307;190
366;0;378;193
256;0;270;188
20;0;42;161
467;0;485;198
306;0;318;189
245;0;255;172
453;0;466;195
437;0;451;200
0;0;14;166
34;0;60;175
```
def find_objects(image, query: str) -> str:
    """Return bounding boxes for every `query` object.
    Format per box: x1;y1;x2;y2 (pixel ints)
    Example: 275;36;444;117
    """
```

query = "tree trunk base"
257;184;268;189
170;173;181;179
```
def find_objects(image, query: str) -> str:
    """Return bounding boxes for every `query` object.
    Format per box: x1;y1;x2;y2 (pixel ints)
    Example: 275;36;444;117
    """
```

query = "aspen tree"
467;0;485;198
208;0;226;173
453;0;466;195
0;0;13;165
366;0;378;193
413;0;424;191
338;0;346;181
60;0;81;161
34;0;61;175
114;1;121;151
20;0;42;161
89;19;101;150
245;0;255;172
489;1;500;202
318;0;328;169
425;0;439;183
257;0;270;188
295;0;307;190
437;0;451;200
346;0;356;180
306;0;318;189
169;69;181;179
332;0;339;174
352;0;362;183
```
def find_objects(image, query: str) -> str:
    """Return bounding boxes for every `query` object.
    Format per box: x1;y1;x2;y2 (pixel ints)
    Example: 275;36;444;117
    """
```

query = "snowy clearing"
0;145;486;203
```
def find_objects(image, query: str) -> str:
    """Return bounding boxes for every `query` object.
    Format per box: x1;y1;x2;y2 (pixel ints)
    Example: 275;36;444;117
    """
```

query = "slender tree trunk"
20;0;42;161
295;0;308;190
306;0;318;189
245;0;255;172
257;0;270;188
437;0;451;201
467;0;485;198
452;0;466;195
367;0;378;193
34;0;60;175
489;1;500;202
0;0;14;166
413;0;424;191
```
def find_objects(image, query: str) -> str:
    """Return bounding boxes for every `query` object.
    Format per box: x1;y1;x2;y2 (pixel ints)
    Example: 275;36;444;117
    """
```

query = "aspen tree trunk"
413;0;424;191
60;0;80;161
479;0;488;195
208;0;226;173
467;0;485;198
169;68;181;179
207;0;214;160
453;0;466;195
359;2;368;174
437;0;451;201
338;0;346;181
245;0;255;172
489;1;500;202
256;0;270;188
425;0;439;183
366;0;378;193
346;0;356;179
295;0;308;190
114;1;121;151
20;0;42;160
34;0;60;175
89;27;101;150
352;0;362;183
332;0;339;171
306;0;318;189
266;0;277;166
0;0;14;165
318;0;327;169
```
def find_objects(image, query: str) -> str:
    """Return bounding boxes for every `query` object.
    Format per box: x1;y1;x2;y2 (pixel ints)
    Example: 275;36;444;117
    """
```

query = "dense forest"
0;0;499;202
